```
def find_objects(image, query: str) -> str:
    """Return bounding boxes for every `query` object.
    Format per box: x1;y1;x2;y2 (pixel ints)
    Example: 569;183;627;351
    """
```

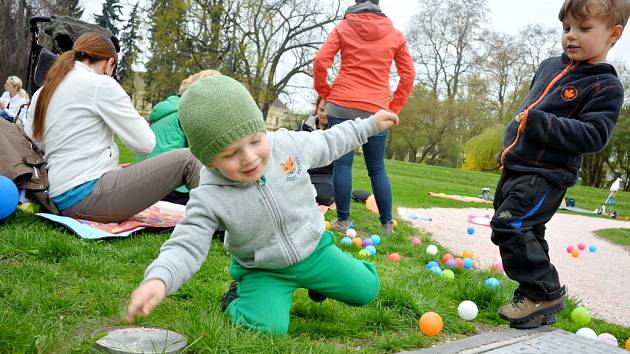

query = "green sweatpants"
225;231;380;335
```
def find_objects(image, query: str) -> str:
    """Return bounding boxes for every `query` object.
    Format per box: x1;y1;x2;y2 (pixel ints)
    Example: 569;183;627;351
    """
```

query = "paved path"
398;328;628;354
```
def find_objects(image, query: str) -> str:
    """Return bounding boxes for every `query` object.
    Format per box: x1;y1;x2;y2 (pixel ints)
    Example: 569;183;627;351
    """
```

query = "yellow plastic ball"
392;219;398;229
325;221;332;230
462;250;474;259
625;338;630;350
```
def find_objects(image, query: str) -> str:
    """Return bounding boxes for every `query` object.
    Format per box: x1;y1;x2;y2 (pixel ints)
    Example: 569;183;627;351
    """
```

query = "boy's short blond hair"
559;0;630;28
178;69;221;96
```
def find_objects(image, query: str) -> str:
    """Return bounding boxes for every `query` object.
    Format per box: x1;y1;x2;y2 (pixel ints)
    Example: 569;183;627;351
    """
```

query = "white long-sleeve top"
27;61;155;197
1;91;29;120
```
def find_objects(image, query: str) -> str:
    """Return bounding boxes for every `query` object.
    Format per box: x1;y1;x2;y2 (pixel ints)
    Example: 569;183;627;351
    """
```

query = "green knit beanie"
179;75;267;165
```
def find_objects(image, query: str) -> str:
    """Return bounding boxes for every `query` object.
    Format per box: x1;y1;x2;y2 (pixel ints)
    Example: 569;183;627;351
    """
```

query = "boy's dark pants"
490;171;566;301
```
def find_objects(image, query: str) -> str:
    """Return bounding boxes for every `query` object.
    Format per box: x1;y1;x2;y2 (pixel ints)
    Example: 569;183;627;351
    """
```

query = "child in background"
126;75;399;335
492;0;629;329
136;70;221;205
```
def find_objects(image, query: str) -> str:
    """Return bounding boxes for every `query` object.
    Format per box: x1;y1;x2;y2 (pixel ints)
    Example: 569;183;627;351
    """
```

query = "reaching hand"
126;279;166;323
372;109;399;132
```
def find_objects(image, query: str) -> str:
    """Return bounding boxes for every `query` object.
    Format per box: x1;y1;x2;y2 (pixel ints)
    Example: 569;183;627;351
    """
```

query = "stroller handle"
30;16;51;33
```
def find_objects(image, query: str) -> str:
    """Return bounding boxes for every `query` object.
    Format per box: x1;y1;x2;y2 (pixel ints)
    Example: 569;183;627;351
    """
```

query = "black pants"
491;171;566;301
313;182;334;206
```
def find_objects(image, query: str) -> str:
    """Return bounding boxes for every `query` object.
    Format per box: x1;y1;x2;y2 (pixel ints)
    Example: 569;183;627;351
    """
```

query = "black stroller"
26;15;120;96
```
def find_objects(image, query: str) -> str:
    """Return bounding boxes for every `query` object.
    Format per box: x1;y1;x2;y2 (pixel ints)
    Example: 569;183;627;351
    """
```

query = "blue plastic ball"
463;258;474;270
370;234;381;245
484;277;500;288
365;245;377;256
430;266;442;275
426;261;439;270
467;226;475;235
0;176;19;220
348;222;355;229
341;237;352;246
588;244;597;253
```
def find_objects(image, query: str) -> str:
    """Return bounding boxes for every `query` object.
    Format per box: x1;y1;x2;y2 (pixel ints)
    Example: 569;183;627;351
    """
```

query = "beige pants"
60;148;202;223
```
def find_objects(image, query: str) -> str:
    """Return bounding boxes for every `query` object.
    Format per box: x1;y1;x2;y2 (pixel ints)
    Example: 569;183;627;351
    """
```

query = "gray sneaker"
381;222;394;235
331;219;350;233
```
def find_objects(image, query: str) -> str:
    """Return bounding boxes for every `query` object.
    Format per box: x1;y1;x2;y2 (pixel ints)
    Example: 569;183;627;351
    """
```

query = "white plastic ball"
457;300;478;321
345;228;357;237
598;333;618;347
575;327;597;340
426;245;438;255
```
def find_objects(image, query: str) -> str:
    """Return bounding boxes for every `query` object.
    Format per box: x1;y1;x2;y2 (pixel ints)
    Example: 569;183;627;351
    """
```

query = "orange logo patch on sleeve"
280;156;295;174
561;86;578;101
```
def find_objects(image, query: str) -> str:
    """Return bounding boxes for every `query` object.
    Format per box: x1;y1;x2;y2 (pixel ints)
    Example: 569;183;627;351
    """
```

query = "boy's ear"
609;24;624;45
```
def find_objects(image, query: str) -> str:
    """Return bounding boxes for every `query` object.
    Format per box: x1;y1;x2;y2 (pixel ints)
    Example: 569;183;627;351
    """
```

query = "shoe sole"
510;313;556;329
500;301;564;324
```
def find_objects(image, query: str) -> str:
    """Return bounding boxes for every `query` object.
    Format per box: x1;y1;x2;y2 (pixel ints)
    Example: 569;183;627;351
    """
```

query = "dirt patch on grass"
398;207;630;328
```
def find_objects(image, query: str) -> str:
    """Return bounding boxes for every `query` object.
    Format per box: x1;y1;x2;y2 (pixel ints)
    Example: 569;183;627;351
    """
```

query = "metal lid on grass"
93;326;187;354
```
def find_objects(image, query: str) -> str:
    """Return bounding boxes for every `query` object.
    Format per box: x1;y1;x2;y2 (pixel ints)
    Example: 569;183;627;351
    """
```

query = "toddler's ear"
610;24;624;45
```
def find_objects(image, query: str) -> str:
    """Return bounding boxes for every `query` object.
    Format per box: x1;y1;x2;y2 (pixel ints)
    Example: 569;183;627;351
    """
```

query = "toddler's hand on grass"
373;109;399;132
126;279;166;323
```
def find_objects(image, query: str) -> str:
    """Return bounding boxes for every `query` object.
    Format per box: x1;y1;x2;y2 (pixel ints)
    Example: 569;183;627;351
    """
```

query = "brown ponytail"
32;32;118;140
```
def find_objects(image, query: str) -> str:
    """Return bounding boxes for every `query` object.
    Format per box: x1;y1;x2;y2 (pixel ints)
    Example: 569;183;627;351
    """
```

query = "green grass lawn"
594;228;630;249
1;150;629;353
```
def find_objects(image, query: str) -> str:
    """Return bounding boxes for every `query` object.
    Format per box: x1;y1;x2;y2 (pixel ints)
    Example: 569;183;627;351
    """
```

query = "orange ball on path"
419;312;443;336
462;250;474;259
571;249;580;257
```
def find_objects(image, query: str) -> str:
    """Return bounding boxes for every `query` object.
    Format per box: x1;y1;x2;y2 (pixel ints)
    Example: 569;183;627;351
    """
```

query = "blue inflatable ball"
467;226;475;235
365;245;377;256
588;244;597;253
370;234;381;245
430;266;442;275
426;261;439;270
463;258;474;270
484;277;500;289
0;176;19;220
341;237;352;246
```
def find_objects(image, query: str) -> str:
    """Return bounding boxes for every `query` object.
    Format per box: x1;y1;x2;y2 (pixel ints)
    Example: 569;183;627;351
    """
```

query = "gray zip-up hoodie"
144;117;379;295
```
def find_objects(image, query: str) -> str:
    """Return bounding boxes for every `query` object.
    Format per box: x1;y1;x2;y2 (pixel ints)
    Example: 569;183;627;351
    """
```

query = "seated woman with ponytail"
26;32;202;223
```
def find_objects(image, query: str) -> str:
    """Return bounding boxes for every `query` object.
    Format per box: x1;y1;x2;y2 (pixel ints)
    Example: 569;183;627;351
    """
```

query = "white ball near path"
457;300;478;321
426;245;438;255
575;327;597;340
598;333;618;346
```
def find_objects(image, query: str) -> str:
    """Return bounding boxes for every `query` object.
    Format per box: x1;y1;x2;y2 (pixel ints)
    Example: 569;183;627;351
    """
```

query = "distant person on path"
135;69;221;205
1;76;29;123
27;32;202;222
491;0;629;329
126;75;400;335
298;96;334;206
313;0;415;235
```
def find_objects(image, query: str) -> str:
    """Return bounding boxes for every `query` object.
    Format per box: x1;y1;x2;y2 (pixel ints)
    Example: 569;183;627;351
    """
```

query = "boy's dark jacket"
499;54;624;187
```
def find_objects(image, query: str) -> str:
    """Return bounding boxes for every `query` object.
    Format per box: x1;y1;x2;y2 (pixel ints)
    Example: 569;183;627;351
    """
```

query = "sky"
81;0;630;112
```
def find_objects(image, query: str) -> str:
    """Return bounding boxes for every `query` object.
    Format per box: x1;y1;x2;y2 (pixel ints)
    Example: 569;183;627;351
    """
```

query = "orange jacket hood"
345;13;393;41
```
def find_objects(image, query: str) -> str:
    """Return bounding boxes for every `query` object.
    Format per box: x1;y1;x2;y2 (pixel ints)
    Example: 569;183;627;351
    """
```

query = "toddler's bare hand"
373;109;399;132
126;279;166;323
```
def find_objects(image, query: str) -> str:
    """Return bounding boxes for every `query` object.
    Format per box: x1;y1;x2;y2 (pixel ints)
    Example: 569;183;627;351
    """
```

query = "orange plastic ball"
388;253;401;262
325;221;331;230
571;249;580;257
625;338;630;350
419;312;443;336
462;250;474;259
352;237;363;248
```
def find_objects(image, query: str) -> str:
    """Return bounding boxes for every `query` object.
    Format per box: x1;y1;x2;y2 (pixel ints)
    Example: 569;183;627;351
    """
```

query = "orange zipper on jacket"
500;61;578;165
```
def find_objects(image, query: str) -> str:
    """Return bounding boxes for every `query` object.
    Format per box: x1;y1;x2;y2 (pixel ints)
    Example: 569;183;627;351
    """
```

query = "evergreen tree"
54;0;84;18
144;0;191;103
94;0;123;36
119;2;142;94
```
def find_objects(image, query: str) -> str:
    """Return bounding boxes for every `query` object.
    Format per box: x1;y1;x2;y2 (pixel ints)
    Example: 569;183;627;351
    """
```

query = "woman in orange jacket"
313;0;415;235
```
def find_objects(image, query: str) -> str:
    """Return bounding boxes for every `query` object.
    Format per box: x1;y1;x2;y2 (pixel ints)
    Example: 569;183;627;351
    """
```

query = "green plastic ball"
358;249;371;258
441;269;455;281
571;307;592;326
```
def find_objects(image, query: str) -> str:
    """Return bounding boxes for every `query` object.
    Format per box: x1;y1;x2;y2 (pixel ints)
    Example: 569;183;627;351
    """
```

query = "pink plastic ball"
566;245;574;254
577;243;586;251
412;237;422;246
